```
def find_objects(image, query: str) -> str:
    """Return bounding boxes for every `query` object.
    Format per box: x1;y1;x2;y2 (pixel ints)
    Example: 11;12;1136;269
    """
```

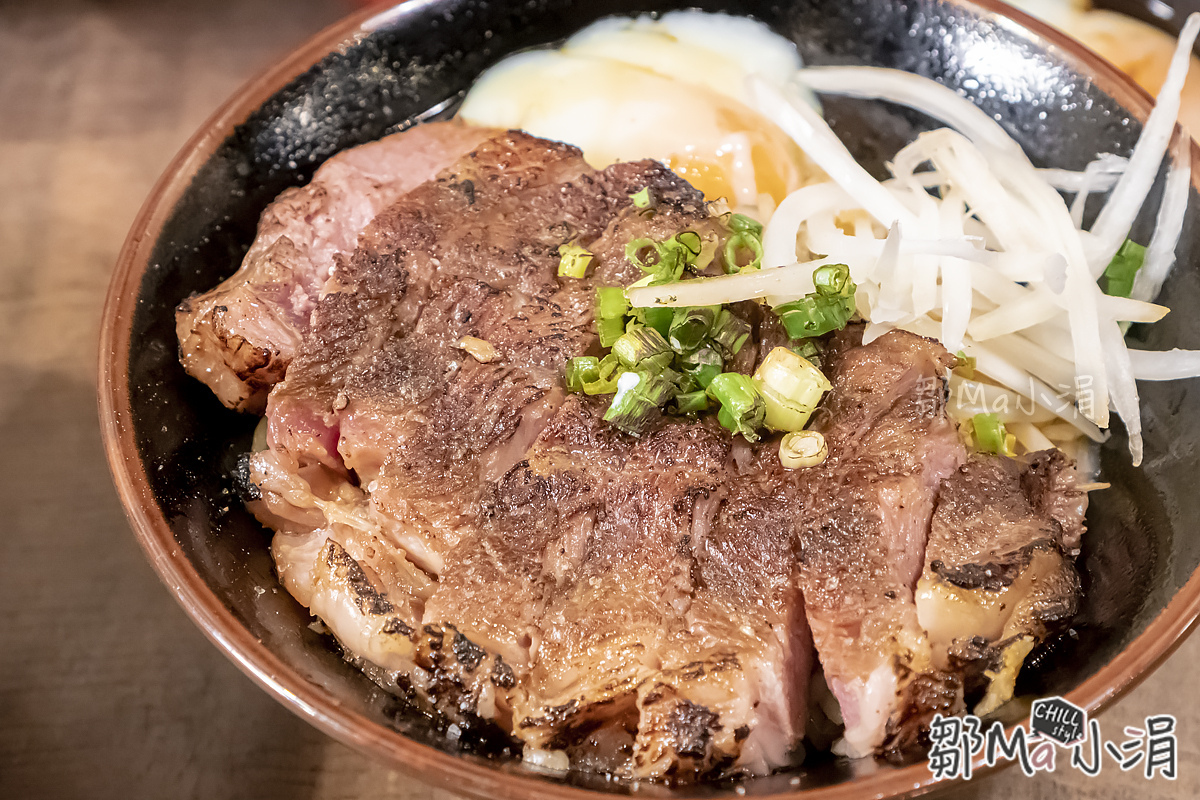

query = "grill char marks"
193;128;1089;777
916;450;1086;716
244;131;803;778
796;326;967;759
176;121;496;412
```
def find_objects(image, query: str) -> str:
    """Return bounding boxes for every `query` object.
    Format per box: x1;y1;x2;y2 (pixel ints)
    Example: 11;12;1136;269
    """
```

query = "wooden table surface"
0;1;1193;797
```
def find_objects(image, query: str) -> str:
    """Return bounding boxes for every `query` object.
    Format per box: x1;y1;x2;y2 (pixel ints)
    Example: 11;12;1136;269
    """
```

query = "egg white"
458;11;821;216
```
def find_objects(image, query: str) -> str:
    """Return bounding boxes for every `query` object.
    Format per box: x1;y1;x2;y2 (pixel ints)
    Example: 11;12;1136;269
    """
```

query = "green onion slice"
565;356;601;393
597;315;625;348
596;286;629;320
678;344;723;389
675;230;703;259
604;370;677;435
635;306;674;338
630;187;653;209
728;213;763;237
706;373;765;441
954;350;976;379
612;325;671;368
752;347;832;432
972;412;1015;456
1103;238;1147;298
790;338;822;364
779;430;828;468
772;263;857;339
558;242;593;279
668;305;719;353
723;232;764;273
710;309;751;357
673;389;710;414
812;263;852;295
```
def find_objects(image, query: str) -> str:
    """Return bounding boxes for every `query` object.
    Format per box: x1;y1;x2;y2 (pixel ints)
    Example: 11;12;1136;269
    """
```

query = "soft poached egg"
458;11;821;216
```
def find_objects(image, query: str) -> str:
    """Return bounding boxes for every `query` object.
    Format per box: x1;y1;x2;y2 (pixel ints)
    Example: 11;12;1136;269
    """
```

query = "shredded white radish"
1041;154;1128;192
1133;131;1193;302
1128;348;1200;380
1089;13;1200;273
1097;295;1170;323
1100;319;1143;465
948;376;1056;423
748;77;917;229
1009;421;1057;453
967;292;1060;341
762;182;852;269
624;17;1200;463
626;257;835;308
797;66;1025;159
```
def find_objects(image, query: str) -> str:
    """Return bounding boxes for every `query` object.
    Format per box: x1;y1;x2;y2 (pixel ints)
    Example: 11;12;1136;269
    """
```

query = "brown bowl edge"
97;1;1200;797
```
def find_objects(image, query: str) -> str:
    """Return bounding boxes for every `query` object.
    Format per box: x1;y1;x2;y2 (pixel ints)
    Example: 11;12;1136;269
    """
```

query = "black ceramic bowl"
99;1;1200;797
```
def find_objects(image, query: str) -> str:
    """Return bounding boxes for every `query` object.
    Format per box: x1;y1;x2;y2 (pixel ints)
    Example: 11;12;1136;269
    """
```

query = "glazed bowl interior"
100;0;1200;797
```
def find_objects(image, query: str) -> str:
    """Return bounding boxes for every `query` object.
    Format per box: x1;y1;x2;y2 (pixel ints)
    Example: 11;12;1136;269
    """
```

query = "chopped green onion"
722;214;765;274
596;286;628;320
625;238;659;272
706;373;765;442
580;354;622;395
692;231;720;273
728;213;763;237
630;187;653;209
772;263;857;339
723;232;764;273
558;242;593;279
779;430;828;468
668;306;719;352
752;347;832;432
790;338;822;364
673;390;709;414
597;315;625;348
565;356;601;393
612;326;671;368
678;344;723;388
625;237;687;285
636;306;674;338
710;309;751;357
812;263;851;294
675;230;702;259
1103;238;1147;298
972;412;1014;456
604;370;676;435
954;350;976;379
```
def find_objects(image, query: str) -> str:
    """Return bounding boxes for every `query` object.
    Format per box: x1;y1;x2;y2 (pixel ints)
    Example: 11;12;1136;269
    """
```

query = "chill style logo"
927;697;1177;781
1031;697;1085;746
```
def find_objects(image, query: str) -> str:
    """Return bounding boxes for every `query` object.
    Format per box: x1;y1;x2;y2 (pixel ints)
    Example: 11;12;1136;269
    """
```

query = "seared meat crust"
177;121;496;412
181;127;1087;778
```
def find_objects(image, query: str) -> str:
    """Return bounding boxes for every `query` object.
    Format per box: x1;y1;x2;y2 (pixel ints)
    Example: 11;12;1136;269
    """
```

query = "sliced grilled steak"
502;395;810;779
177;121;496;412
186;125;1089;778
916;450;1086;715
796;326;967;759
247;129;809;777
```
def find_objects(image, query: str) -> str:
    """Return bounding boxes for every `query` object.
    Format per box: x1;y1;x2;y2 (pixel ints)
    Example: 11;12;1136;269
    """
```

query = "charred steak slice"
196;125;1090;777
248;130;807;775
797;326;967;759
916;450;1087;715
506;396;810;779
177;121;496;412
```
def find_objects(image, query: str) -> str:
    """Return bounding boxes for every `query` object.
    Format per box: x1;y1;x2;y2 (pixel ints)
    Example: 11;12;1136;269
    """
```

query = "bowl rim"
97;0;1200;797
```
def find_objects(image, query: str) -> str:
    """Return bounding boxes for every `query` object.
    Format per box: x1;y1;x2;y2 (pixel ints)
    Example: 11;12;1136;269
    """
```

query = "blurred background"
0;1;1196;798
